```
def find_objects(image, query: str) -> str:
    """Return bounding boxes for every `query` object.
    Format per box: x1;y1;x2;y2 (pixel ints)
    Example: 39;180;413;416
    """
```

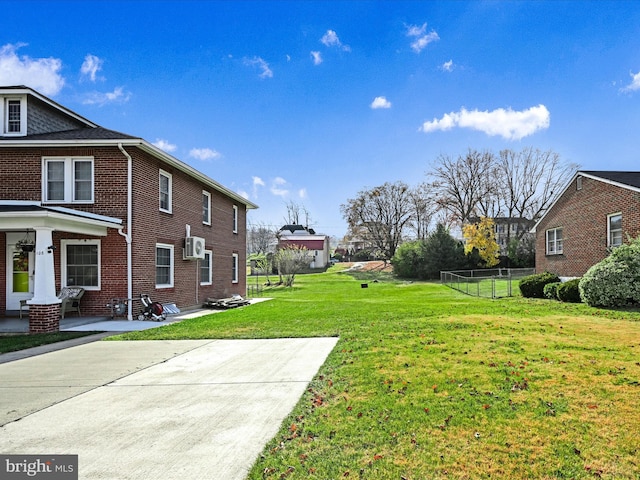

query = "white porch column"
28;227;60;305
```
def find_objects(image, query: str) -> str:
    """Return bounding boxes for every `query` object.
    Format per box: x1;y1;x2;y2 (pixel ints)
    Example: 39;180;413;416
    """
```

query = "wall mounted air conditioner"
184;236;206;260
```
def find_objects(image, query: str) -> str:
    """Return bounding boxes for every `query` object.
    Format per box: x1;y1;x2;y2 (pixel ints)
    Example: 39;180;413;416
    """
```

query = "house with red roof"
277;225;330;269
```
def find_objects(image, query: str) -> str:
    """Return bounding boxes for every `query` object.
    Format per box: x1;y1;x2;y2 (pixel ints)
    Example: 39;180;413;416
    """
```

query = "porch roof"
0;201;122;236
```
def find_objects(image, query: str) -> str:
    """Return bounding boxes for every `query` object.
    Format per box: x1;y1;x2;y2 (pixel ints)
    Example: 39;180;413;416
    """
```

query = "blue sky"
3;1;640;238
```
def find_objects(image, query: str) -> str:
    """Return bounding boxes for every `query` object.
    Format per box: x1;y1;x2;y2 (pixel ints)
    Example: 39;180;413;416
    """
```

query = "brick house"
0;85;257;332
533;171;640;278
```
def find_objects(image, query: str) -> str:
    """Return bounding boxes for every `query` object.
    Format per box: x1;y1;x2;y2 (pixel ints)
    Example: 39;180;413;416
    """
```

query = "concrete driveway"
0;337;338;479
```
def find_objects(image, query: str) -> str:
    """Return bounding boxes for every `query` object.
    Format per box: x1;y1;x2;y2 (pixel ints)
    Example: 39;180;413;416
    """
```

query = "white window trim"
156;243;174;288
232;253;239;283
1;96;27;136
203;190;211;225
42;156;95;204
608;212;623;248
546;227;563;255
159;169;173;213
232;205;238;233
200;249;213;285
61;239;101;290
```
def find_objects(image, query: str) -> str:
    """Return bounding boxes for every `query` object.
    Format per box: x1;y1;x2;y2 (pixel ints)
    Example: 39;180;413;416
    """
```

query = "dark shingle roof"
581;171;640;190
1;127;138;141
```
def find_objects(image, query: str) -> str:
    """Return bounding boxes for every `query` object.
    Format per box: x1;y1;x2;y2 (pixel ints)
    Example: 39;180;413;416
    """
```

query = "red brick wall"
536;175;640;277
0;146;248;316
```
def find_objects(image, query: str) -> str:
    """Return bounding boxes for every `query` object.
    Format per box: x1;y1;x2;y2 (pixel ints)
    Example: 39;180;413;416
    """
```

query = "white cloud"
153;139;177;152
298;188;307;199
189;148;221;161
238;189;250;200
441;60;454;72
270;177;289;197
310;51;323;66
370;96;392;109
621;71;640;92
420;105;550;140
321;30;351;51
244;56;273;78
406;23;439;53
0;43;64;96
252;176;266;198
80;54;103;82
82;86;131;105
253;176;266;187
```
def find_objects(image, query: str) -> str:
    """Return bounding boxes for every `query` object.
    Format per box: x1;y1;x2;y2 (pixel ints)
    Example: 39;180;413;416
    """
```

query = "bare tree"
409;183;436;240
496;147;578;239
341;181;415;261
274;245;312;287
284;200;313;228
427;149;497;225
247;221;276;255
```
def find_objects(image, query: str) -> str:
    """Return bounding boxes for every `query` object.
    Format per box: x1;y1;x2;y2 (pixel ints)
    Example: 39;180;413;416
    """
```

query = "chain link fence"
440;268;535;299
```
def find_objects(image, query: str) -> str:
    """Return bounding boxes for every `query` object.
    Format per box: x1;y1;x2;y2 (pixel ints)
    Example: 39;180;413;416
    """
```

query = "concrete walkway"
0;337;338;479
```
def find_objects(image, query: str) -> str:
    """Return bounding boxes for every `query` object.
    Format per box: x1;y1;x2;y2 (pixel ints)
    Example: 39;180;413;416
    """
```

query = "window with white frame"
156;243;174;288
61;240;100;289
232;253;239;283
2;97;26;135
546;227;563;255
43;157;94;203
159;170;172;213
232;205;238;233
200;250;213;285
608;213;622;248
203;191;211;225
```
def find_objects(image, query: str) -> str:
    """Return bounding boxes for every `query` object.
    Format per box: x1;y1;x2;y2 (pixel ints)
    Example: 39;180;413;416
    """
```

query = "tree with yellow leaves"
462;216;500;268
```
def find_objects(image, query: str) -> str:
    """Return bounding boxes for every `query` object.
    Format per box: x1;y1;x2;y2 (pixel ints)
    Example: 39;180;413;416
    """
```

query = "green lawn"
112;269;640;479
0;331;100;354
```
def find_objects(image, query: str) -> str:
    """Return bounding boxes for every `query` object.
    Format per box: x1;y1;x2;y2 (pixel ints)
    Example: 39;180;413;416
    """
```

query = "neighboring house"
0;85;257;332
533;171;640;278
277;225;330;268
468;216;533;255
493;217;533;255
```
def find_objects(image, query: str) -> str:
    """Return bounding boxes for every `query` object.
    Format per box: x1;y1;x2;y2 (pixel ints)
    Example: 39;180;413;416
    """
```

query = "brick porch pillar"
29;303;61;333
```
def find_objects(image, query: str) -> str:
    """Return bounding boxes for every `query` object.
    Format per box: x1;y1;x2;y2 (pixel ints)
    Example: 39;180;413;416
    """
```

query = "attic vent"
184;236;205;260
576;176;582;191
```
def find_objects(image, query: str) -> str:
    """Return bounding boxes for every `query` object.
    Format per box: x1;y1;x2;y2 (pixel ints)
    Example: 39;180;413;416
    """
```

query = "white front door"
6;232;34;311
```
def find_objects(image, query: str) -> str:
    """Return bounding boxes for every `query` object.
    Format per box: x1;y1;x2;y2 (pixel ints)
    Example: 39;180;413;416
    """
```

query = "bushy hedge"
392;224;470;280
579;239;640;307
519;272;561;298
543;282;561;300
557;278;582;303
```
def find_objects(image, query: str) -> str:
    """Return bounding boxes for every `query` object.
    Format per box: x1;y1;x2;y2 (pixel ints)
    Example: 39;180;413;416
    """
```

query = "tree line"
340;147;577;269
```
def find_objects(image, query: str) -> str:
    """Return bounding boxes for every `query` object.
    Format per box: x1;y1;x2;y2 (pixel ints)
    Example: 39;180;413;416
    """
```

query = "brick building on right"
533;171;640;279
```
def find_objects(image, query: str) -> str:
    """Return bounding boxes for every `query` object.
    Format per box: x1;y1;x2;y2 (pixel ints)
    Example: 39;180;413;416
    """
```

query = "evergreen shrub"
519;272;560;298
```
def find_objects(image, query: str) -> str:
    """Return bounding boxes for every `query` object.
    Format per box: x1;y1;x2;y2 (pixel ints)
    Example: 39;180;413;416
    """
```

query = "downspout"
117;143;134;320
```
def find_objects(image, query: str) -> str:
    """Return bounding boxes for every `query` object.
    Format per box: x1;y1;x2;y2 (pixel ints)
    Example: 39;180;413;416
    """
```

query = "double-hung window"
61;240;100;289
2;97;26;135
546;227;563;255
200;250;213;285
156;243;174;288
203;191;211;225
43;157;94;203
608;213;622;248
232;205;238;233
159;170;172;213
232;253;239;283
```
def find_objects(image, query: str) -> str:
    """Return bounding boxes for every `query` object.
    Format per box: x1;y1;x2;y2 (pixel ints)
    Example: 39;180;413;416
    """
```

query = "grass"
111;268;640;479
0;331;101;354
